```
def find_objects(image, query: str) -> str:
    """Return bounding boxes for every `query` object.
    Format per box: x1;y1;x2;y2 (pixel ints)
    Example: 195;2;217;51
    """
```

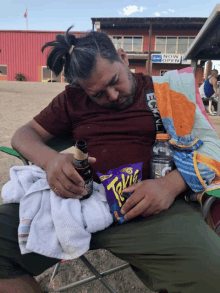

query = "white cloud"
118;5;147;16
154;12;160;16
162;11;167;14
168;9;175;12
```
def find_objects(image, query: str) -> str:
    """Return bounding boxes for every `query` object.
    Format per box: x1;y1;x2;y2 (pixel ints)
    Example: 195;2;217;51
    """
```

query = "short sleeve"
33;90;72;136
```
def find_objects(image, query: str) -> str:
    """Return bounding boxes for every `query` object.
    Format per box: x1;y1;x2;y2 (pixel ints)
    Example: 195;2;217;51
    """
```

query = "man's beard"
109;67;137;110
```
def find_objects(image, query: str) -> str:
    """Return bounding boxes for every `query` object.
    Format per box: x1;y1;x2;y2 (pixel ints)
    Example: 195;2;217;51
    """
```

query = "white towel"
1;165;113;260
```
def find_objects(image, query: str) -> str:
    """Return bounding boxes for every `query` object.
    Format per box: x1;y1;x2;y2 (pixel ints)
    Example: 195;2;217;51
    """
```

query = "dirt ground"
1;81;220;293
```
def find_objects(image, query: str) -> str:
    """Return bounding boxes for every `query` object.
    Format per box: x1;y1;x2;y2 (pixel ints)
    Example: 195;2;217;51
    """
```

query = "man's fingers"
122;181;142;194
120;190;144;215
123;200;148;221
53;178;86;199
58;168;88;194
89;157;96;164
142;208;160;218
62;163;85;187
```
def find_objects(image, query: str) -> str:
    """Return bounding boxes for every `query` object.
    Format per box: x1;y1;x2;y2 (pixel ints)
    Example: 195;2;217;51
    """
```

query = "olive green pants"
1;198;220;293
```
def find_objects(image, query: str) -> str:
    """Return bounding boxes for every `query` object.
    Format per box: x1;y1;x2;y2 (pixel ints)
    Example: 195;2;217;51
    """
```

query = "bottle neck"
157;139;169;142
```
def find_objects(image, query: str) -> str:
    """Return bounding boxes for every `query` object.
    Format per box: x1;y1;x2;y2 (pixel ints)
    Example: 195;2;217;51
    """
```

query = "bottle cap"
156;133;169;140
74;140;88;160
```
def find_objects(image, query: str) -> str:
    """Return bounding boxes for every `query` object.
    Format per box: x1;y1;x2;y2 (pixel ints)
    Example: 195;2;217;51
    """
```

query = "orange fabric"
196;153;220;178
169;138;199;148
193;152;207;190
154;83;196;137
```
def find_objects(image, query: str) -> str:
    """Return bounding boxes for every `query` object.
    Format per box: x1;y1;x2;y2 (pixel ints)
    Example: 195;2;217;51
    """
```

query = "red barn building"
0;17;207;84
92;17;207;84
0;30;87;82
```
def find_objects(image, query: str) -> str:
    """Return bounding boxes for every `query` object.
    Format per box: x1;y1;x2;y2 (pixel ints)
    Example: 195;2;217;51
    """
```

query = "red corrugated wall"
0;30;87;81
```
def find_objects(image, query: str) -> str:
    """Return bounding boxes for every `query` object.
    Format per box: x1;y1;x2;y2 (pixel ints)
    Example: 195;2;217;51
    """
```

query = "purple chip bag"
97;162;143;224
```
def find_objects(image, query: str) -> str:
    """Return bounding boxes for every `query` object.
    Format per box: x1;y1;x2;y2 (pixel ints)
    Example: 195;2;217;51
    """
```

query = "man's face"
78;54;137;110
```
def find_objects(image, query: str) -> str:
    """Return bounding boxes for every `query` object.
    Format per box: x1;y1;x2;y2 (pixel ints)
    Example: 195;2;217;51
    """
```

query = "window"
178;37;188;54
0;65;7;75
112;36;143;52
167;37;177;53
133;37;142;51
189;37;195;47
155;37;196;54
112;37;122;50
154;37;166;53
124;37;132;51
42;67;62;82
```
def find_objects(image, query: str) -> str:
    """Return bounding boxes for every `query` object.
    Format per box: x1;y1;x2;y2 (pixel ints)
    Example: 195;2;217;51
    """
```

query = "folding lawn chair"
0;131;129;293
0;131;217;292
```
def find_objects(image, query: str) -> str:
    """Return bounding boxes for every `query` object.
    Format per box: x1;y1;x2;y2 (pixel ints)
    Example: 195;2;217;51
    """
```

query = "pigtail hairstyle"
42;26;120;85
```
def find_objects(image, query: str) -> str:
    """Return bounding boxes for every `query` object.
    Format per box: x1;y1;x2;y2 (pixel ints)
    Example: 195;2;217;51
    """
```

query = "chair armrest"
0;131;73;165
45;131;73;153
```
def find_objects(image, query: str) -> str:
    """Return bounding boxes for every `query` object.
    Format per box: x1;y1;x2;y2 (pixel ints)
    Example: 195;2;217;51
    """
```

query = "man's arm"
11;119;58;170
11;120;93;198
120;169;188;221
212;78;219;97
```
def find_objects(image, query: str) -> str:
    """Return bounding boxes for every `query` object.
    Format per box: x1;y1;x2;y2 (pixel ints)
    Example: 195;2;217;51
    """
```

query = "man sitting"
1;27;220;293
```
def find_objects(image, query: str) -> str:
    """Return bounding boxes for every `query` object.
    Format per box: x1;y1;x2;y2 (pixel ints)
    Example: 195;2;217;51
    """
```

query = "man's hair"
212;69;218;75
42;26;121;85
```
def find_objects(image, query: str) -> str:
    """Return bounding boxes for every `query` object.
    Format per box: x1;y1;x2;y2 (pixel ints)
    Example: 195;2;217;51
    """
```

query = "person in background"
199;69;219;115
204;69;219;99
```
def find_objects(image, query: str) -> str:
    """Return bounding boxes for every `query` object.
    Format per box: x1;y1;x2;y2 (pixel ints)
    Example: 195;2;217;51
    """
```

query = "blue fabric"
204;78;215;98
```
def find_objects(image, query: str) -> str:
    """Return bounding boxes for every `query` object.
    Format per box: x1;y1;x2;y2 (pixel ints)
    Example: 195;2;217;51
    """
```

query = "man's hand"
120;169;188;221
45;153;96;199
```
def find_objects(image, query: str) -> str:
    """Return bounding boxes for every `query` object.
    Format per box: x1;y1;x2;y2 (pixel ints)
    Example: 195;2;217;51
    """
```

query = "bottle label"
73;158;89;169
84;177;93;195
151;161;173;179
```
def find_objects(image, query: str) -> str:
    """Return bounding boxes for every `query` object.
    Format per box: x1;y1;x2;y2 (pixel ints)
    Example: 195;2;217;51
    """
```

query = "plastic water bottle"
150;133;174;179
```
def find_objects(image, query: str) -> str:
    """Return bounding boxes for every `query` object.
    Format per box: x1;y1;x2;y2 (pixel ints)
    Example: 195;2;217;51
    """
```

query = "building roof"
183;4;220;60
0;30;88;34
91;17;207;30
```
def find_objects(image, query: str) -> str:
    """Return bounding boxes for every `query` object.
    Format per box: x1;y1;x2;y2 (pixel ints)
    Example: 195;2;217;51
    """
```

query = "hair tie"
69;45;75;55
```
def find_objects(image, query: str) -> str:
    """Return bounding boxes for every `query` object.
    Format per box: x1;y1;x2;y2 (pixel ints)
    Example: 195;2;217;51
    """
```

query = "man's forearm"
11;126;59;170
161;168;188;198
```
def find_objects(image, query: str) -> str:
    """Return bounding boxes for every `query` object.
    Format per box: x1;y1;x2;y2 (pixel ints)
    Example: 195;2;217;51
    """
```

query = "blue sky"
0;0;219;32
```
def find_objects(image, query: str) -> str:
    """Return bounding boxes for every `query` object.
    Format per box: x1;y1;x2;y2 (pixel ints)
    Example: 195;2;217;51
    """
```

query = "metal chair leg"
202;196;217;220
50;262;61;283
54;256;130;292
78;255;117;293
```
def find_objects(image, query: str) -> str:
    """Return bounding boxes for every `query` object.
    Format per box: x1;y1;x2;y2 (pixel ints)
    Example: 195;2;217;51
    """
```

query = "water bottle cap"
156;133;169;140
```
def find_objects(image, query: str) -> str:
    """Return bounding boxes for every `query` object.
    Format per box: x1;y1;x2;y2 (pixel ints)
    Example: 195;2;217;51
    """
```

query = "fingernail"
76;196;83;199
121;209;125;214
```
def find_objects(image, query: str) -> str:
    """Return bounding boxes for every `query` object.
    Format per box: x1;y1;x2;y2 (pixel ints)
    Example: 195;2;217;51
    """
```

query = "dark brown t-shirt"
34;73;156;182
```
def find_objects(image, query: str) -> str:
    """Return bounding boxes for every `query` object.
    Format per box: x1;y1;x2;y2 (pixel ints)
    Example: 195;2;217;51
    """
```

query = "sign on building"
152;54;181;64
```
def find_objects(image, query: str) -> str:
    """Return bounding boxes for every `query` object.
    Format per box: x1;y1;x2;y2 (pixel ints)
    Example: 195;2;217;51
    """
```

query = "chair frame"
0;131;217;292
